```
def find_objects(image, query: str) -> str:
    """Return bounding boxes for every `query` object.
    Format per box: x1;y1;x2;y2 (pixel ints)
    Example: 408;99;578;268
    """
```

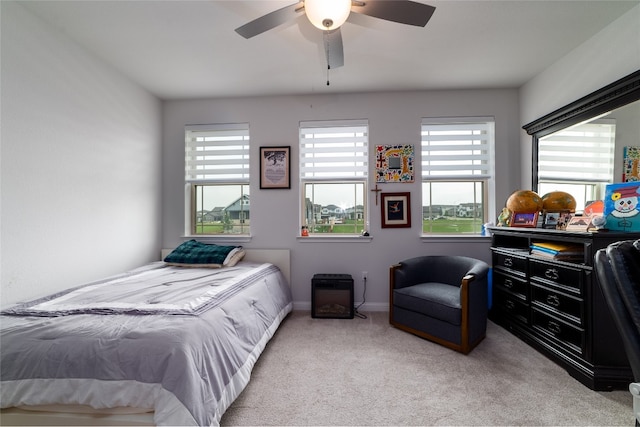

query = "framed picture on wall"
381;192;411;228
259;146;290;189
623;146;640;182
375;145;415;183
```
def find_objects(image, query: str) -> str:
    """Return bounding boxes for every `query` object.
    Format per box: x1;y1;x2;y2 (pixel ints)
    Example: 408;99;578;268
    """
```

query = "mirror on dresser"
523;70;640;212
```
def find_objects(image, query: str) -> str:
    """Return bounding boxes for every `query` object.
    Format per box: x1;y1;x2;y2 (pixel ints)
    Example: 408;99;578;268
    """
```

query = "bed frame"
0;249;291;426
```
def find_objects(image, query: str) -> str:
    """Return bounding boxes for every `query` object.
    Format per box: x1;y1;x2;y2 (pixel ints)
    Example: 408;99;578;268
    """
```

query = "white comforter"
1;262;293;426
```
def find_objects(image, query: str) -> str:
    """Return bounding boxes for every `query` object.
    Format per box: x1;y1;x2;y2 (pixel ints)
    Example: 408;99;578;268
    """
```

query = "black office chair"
595;239;640;426
389;255;489;354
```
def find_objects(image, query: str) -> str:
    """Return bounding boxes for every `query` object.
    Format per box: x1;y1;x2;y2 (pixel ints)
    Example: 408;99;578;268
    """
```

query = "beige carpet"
220;311;633;426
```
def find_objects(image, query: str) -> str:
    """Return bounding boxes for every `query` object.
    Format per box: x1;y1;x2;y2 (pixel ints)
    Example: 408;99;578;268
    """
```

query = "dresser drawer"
493;289;529;326
493;251;527;277
530;259;583;294
493;271;528;300
532;308;584;355
531;284;583;326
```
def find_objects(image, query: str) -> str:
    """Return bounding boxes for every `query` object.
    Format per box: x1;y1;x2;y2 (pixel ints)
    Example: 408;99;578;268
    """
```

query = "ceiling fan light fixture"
305;0;352;30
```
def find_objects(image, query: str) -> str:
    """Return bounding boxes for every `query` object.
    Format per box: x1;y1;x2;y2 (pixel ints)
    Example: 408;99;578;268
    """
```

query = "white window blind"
538;120;615;183
421;118;493;180
300;120;368;180
185;123;250;183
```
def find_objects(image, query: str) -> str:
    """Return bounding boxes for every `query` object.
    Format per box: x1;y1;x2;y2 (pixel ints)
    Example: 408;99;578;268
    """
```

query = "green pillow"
164;240;242;267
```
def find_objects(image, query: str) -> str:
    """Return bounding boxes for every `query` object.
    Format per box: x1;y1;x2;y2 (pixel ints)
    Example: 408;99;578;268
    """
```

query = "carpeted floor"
220;311;633;426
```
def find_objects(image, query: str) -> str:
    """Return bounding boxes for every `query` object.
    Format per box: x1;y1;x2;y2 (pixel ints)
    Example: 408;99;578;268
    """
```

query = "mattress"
0;261;293;426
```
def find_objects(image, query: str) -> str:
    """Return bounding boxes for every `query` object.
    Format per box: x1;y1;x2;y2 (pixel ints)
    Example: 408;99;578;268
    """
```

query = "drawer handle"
546;294;561;308
504;279;513;289
504;257;513;268
547;320;562;334
505;300;515;311
545;268;559;281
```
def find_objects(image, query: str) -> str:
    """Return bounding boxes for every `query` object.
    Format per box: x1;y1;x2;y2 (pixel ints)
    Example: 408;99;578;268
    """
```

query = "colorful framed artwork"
584;200;604;215
381;192;411;228
604;181;640;231
259;146;290;189
510;212;538;227
375;145;414;183
623;146;640;182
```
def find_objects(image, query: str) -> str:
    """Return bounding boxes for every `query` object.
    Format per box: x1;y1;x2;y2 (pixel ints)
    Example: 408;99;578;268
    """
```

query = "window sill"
421;235;491;243
297;235;372;243
182;235;252;244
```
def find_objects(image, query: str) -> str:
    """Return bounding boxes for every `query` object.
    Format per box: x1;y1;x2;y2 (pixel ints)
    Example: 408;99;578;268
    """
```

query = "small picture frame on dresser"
565;214;593;232
556;211;572;230
510;212;538;227
542;210;560;229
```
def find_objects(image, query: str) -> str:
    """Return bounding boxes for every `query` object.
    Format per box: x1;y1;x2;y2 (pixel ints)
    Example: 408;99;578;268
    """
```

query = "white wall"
0;2;163;306
519;4;640;189
163;89;520;309
7;2;634;312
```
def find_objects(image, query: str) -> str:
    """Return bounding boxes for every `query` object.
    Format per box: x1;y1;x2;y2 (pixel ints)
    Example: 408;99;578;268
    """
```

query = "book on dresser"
529;241;584;261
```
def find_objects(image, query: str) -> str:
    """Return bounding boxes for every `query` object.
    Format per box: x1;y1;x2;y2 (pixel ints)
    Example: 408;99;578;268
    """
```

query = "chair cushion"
393;282;461;325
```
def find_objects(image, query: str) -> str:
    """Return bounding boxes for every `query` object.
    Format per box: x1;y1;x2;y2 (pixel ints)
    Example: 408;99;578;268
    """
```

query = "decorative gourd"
506;190;543;213
541;191;577;212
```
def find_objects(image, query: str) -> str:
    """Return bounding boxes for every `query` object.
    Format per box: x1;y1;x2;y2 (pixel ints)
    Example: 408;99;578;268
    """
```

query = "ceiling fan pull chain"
326;36;331;86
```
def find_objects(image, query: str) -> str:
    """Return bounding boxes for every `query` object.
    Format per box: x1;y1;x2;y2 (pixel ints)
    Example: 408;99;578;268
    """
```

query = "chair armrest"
390;262;415;290
389;264;402;290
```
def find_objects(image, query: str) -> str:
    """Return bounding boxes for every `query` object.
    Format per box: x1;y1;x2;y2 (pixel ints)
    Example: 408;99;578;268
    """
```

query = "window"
185;124;250;235
421;117;494;235
300;120;368;235
537;119;615;211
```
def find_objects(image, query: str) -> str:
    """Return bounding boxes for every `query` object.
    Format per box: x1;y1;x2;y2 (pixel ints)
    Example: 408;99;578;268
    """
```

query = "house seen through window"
421;117;495;235
185;124;250;235
300;120;368;235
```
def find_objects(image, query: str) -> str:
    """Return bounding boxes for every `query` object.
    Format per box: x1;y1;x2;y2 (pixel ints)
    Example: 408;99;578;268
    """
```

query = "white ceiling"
22;0;639;100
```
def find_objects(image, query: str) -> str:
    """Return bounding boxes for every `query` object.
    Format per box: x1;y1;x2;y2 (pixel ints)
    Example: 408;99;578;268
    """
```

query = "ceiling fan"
234;0;436;70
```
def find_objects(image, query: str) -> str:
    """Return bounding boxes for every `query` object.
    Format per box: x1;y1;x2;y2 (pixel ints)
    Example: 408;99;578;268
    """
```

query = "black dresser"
489;226;638;390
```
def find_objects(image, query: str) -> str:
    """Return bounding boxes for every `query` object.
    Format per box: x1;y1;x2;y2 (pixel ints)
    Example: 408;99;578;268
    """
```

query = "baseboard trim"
293;301;388;312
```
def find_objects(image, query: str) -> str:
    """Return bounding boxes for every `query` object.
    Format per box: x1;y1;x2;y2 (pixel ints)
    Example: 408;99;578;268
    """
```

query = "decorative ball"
591;215;606;229
506;190;543;213
541;191;577;212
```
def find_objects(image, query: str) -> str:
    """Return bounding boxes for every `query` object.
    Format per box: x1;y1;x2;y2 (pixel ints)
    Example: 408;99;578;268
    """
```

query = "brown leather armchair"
389;255;489;354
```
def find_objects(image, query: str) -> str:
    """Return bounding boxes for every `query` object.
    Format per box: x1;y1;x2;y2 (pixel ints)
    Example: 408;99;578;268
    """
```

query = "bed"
0;243;292;426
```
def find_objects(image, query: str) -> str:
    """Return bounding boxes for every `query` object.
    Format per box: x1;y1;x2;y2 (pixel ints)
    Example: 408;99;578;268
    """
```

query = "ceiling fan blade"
235;2;304;39
324;29;344;69
351;0;436;27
